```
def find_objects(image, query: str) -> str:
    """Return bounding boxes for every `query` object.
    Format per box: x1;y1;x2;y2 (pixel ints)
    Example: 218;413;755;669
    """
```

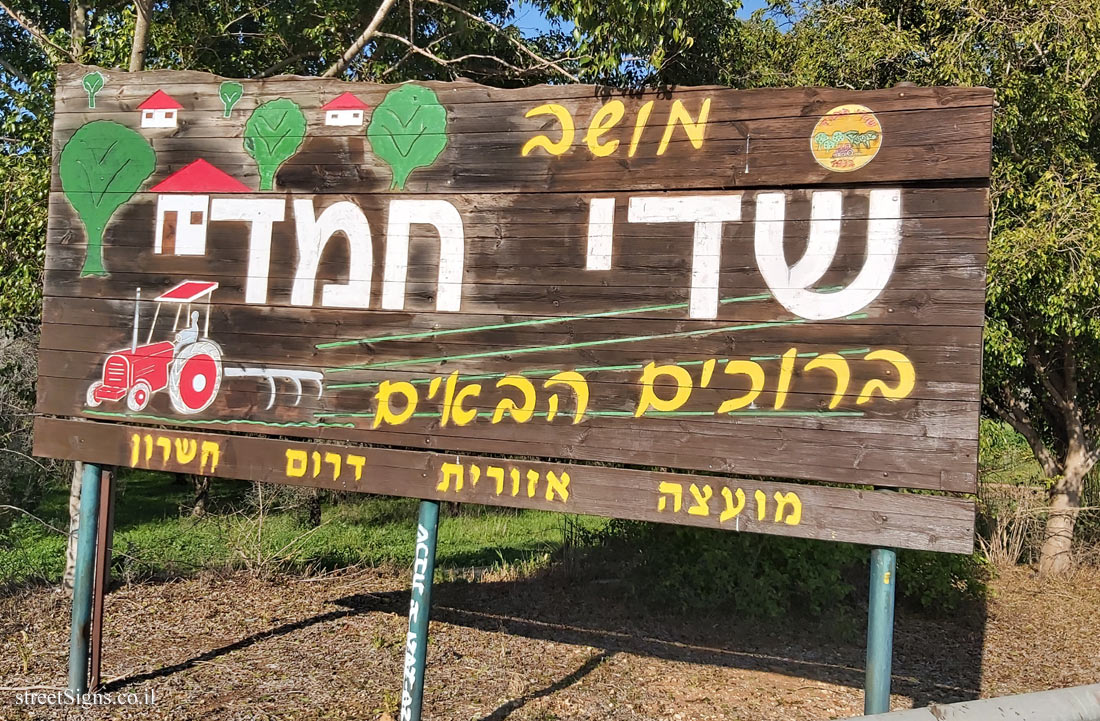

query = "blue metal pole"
68;463;102;695
865;547;897;715
400;500;440;721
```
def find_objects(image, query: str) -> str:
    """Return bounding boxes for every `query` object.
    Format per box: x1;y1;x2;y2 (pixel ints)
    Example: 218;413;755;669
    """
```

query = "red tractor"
86;281;223;414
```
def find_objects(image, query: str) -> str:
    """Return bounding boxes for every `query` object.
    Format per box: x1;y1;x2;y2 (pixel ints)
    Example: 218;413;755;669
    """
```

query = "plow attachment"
224;366;324;410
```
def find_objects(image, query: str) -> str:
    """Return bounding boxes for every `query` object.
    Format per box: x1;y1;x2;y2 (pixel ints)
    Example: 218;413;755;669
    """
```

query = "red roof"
156;280;219;303
150;159;251;193
321;92;369;111
137;89;184;110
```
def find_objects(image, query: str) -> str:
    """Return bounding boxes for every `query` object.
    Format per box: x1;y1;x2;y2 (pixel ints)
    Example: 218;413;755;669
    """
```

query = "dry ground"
1;564;1098;721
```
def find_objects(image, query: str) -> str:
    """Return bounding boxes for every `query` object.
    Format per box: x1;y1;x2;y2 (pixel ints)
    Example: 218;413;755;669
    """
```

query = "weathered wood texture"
34;417;976;554
37;65;993;551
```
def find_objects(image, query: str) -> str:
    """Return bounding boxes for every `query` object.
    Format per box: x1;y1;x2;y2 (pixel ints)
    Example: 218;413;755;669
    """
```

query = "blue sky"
511;0;771;38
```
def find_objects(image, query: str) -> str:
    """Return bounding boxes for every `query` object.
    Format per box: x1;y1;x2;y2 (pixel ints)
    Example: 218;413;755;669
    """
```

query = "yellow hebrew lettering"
144;434;153;463
510;468;521;496
200;441;220;474
657;481;683;512
155;437;170;465
174;438;197;464
754;489;767;521
487;466;505;495
324;452;341;480
439;462;462;493
373;380;419;428
699;359;717;388
774;348;798;409
526;469;539;498
657;98;711;155
688;484;713;516
286;449;308;477
857;350;916;404
804;353;850;409
635;362;693;417
585;100;624;157
545;371;589;423
720;487;746;522
492;375;536;424
773;492;802;525
347;454;366;481
311;451;321;478
130;434;140;467
717;360;765;413
628;100;654;157
545;471;570;502
427;376;442;398
521;104;575;156
450;381;482;427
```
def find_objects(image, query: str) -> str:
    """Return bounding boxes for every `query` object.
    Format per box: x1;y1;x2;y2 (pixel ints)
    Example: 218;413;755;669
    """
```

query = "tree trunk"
128;0;152;73
191;475;211;517
1039;465;1086;576
62;461;83;594
306;489;322;528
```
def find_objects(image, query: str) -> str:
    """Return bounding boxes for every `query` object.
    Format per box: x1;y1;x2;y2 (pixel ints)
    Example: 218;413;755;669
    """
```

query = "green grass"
0;470;608;588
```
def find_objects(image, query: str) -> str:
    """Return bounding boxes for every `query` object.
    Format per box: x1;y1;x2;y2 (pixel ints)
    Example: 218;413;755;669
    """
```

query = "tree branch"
374;31;530;76
0;55;30;86
419;0;579;81
0;0;76;62
322;0;400;78
986;387;1061;477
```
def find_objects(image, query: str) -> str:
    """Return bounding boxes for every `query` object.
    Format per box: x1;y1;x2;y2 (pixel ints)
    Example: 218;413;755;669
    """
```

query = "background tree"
742;0;1100;574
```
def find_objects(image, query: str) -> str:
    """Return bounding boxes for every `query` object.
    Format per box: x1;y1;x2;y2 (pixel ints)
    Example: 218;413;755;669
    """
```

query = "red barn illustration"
322;92;369;126
138;89;183;128
151;159;250;256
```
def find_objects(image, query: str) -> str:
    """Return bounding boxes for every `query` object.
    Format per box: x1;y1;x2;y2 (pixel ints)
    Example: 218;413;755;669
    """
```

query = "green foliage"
896;549;988;613
0;470;606;587
367;85;448;190
80;71;103;108
598;520;985;618
58;120;156;276
218;80;244;117
243;98;306;190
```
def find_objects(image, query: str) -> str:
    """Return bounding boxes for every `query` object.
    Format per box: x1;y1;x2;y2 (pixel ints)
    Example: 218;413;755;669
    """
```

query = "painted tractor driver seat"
175;310;201;347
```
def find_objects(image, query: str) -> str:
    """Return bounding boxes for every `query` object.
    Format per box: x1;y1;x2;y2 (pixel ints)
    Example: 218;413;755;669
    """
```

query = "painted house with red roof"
151;159;250;255
322;92;369;126
138;89;184;128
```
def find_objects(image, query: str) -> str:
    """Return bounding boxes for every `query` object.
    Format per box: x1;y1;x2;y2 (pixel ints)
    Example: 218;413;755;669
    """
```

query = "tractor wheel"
86;382;104;408
127;380;153;412
169;341;222;415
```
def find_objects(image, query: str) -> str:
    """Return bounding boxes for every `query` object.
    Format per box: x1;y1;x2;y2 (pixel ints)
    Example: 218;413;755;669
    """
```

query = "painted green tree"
59;120;156;277
367;84;447;190
243;98;306;190
81;72;104;108
218;81;244;117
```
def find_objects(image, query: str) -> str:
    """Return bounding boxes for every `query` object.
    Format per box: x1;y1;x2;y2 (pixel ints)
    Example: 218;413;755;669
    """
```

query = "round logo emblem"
811;104;882;172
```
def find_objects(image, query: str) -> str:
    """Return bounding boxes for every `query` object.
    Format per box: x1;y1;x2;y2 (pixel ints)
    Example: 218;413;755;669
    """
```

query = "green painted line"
728;409;865;417
314;291;774;350
326;314;867;374
749;347;871;362
84;410;356;429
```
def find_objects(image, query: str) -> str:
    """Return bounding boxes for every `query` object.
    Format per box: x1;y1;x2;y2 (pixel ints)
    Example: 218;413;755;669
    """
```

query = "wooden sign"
35;65;994;553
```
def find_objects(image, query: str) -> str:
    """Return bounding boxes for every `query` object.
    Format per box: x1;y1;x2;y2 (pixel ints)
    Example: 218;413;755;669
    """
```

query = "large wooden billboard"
35;65;993;553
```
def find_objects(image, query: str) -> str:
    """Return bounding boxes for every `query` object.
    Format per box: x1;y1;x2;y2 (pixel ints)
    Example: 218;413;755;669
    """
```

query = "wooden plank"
33;417;976;553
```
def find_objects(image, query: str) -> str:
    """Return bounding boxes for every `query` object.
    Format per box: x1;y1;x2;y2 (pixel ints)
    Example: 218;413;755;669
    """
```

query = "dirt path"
2;565;1098;720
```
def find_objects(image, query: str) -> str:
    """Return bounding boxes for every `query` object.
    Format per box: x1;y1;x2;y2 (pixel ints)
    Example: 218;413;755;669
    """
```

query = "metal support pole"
865;547;897;715
68;463;103;695
400;500;440;721
89;470;115;692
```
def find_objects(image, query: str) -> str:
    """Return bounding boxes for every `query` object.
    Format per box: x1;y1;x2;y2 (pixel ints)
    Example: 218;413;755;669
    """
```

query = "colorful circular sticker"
810;105;883;172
